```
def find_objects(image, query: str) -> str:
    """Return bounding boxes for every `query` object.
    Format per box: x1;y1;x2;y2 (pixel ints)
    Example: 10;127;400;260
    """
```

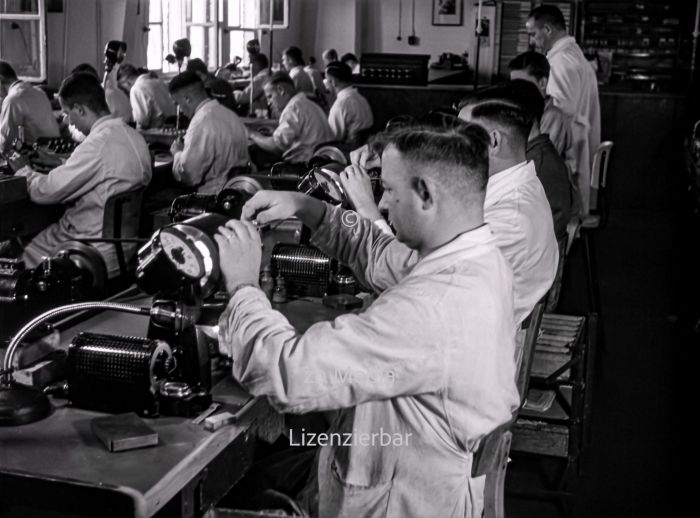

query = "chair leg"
582;231;600;314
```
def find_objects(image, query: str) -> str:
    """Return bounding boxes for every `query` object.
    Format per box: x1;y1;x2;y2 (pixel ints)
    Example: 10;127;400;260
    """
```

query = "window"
0;0;47;81
147;0;287;72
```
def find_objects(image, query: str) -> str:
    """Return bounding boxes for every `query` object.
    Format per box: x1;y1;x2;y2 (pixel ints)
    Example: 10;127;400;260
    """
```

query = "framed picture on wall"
432;0;463;26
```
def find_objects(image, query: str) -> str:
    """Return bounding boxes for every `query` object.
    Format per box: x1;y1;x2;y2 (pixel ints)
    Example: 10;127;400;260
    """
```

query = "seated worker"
71;63;133;124
117;64;176;129
305;56;331;110
347;101;558;331
8;72;151;277
217;125;520;517
482;79;573;241
233;53;270;116
325;61;374;147
321;48;338;67
508;50;573;160
249;72;333;165
340;52;361;75
0;60;60;155
169;72;250;194
186;58;236;111
281;46;314;94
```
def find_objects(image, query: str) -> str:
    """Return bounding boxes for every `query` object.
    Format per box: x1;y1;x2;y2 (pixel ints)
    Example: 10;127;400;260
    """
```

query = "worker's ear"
537;76;548;93
542;23;554;37
411;176;434;209
74;103;87;117
489;129;502;156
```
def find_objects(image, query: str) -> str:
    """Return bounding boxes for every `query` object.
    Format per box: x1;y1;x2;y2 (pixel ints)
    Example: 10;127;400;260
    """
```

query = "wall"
357;0;497;80
45;0;148;88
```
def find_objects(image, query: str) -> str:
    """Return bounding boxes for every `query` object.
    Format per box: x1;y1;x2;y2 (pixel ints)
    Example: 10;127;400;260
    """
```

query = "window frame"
0;0;47;82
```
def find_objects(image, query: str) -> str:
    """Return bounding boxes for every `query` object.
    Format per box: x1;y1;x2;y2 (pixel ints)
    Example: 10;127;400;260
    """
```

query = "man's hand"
214;220;262;296
6;151;30;173
349;144;381;171
242;190;328;231
170;136;184;155
340;165;382;222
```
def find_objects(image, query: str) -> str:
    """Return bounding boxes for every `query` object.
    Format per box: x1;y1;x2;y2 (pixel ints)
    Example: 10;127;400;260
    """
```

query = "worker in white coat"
8;73;151;277
217;125;520;518
526;5;601;214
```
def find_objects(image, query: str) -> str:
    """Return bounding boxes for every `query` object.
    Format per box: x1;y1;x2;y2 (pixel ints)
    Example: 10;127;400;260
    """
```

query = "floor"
505;131;698;517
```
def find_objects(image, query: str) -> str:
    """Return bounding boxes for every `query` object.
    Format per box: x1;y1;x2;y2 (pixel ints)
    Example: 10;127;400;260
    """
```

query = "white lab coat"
172;99;250;194
273;93;333;164
219;204;519;518
234;69;269;113
17;116;152;277
129;73;176;129
546;36;601;214
328;87;374;146
105;85;133;124
0;81;60;155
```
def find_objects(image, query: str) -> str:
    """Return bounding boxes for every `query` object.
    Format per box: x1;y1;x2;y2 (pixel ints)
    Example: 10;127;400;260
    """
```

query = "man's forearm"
293;195;327;231
252;135;281;154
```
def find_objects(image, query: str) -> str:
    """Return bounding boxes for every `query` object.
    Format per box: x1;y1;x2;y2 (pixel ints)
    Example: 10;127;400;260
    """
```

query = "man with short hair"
340;52;361;75
322;48;338;67
281;46;314;94
117;63;176;129
249;72;332;164
325;61;374;146
168;72;250;194
0;60;60;155
217;125;520;518
71;63;133;124
186;58;236;111
508;51;571;159
8;73;151;277
526;5;601;214
458;99;558;327
478;80;573;241
234;53;270;115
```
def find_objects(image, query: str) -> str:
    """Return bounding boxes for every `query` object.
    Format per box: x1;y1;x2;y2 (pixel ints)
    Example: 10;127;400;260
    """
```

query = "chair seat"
581;214;600;229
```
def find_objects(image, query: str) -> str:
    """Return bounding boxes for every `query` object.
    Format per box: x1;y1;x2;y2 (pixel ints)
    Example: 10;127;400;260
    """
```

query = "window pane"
189;0;215;23
229;30;255;64
0;19;41;77
188;25;217;67
148;0;162;23
0;0;39;15
227;0;240;27
147;24;163;70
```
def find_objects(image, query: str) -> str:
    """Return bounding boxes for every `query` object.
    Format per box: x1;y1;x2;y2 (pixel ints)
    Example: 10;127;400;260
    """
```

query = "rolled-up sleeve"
16;140;102;204
310;205;417;293
218;282;447;414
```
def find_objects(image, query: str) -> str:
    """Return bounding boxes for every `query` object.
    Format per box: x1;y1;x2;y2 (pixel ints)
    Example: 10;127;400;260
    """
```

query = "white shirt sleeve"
218;281;448;413
15;139;103;205
0;99;20;155
327;100;345;142
272;105;300;151
130;83;151;129
171;119;215;187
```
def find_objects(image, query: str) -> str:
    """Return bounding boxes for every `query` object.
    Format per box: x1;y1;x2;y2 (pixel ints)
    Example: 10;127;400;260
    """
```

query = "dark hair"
251;53;269;70
467;98;533;150
264;71;295;90
475;80;544;123
508;51;550;80
283;46;304;66
323;48;339;61
372;124;490;196
59;73;109;113
528;5;566;31
340;53;358;64
0;61;18;81
71;63;99;78
325;61;352;83
168;71;203;93
117;63;148;80
186;58;208;76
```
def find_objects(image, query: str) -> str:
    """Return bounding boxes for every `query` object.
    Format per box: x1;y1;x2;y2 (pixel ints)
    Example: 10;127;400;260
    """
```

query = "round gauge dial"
314;170;344;203
159;230;203;278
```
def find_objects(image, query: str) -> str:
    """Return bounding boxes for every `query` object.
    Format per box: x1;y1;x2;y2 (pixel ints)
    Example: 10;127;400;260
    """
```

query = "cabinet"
511;313;597;495
582;1;689;91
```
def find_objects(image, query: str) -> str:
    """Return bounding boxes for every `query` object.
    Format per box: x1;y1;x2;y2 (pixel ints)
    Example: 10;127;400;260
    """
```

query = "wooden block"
91;412;159;452
511;420;569;457
13;357;66;387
